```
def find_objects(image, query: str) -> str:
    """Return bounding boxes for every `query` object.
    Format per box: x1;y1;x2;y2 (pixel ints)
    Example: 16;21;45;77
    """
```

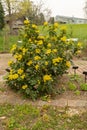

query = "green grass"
39;24;87;41
0;32;18;52
0;103;87;130
0;23;87;52
63;24;87;40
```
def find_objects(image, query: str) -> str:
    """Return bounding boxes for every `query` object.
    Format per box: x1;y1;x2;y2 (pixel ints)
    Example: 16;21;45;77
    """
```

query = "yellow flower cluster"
27;60;33;66
77;42;82;48
8;73;18;80
22;85;28;89
32;24;37;29
61;36;67;42
8;60;13;66
35;64;39;70
54;22;59;28
37;40;43;45
18;68;23;75
24;20;30;24
34;56;41;60
38;35;45;40
43;75;52;82
43;21;48;26
47;43;51;48
10;44;17;52
52;49;57;53
22;48;28;55
46;49;51;54
14;54;22;61
35;49;41;54
66;61;71;68
21;74;25;79
52;57;62;65
45;61;48;66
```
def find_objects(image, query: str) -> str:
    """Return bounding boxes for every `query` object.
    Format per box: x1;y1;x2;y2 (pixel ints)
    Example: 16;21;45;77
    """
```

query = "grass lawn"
0;23;87;52
0;103;87;130
0;32;18;52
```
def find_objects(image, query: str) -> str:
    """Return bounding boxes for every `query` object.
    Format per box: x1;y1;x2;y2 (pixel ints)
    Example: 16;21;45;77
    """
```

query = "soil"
0;53;87;108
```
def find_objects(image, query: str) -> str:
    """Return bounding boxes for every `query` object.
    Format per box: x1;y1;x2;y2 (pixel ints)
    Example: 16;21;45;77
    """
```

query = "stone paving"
69;59;87;75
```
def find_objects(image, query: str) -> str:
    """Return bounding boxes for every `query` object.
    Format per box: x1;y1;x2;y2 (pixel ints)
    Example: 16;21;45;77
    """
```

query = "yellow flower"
52;57;62;65
18;68;23;75
37;35;45;40
22;85;28;89
9;69;13;74
35;49;41;53
27;60;33;66
46;49;51;54
32;24;37;29
14;54;18;59
61;36;67;42
8;60;13;66
34;56;41;60
13;74;18;79
28;38;32;42
43;21;48;26
14;54;22;61
17;55;22;61
66;61;71;68
43;75;52;82
24;19;30;24
37;40;43;45
35;64;39;70
22;48;28;55
47;43;51;48
21;74;25;79
77;42;82;48
52;49;57;53
54;22;59;28
45;61;48;65
8;74;13;80
10;44;17;52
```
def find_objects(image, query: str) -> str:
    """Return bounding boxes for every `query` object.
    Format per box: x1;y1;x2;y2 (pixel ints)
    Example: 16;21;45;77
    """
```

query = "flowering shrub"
6;20;82;99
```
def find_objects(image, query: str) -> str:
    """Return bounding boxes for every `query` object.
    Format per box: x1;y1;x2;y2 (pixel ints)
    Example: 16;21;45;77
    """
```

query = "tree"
1;0;32;32
28;0;51;25
0;0;4;30
1;0;51;30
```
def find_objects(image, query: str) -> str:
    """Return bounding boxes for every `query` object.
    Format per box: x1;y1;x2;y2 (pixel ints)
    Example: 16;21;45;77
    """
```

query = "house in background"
5;15;24;35
55;15;87;24
12;19;23;35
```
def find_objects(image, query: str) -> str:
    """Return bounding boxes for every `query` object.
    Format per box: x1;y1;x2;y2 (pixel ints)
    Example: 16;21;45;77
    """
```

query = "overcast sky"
32;0;85;18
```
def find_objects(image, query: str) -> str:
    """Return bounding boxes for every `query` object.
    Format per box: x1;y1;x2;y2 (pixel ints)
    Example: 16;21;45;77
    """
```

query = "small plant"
74;90;81;95
80;83;87;91
5;20;82;99
70;74;81;82
68;82;77;91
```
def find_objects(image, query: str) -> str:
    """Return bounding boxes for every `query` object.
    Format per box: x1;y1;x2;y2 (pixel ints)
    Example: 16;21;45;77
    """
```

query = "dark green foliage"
0;1;4;30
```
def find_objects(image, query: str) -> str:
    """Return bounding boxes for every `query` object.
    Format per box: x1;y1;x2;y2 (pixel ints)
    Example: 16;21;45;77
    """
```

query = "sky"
32;0;85;18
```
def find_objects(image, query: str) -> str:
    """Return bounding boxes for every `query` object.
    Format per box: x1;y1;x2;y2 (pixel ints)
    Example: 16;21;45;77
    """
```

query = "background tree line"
0;0;53;32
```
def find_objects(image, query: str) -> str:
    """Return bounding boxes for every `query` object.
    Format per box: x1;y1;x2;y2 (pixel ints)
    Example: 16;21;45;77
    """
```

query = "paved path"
69;58;87;75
